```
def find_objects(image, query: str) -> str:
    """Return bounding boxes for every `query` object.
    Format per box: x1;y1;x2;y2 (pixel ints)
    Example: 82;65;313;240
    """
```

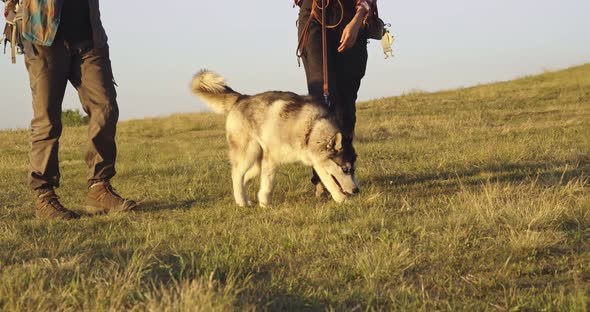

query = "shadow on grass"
135;197;217;213
71;198;217;217
372;160;589;197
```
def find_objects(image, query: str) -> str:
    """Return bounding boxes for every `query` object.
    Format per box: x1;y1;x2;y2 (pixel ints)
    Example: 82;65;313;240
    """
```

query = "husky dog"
191;70;359;207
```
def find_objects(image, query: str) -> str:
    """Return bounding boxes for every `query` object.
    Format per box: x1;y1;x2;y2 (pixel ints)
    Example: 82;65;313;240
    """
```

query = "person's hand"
338;8;367;53
338;19;362;53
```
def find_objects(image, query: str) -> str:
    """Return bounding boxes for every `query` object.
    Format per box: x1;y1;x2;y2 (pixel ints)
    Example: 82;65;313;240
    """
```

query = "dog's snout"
352;187;360;194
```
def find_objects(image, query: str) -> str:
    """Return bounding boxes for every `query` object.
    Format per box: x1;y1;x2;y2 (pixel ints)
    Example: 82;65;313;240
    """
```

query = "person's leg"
26;42;71;191
69;43;119;186
26;41;80;220
69;43;136;214
333;37;368;147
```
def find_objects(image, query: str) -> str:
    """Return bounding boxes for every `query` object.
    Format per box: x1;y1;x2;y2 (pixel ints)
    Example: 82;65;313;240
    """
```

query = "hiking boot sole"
84;201;138;215
36;210;81;220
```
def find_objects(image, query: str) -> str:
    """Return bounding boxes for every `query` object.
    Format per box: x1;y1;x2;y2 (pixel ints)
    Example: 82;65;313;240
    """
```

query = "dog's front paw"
259;201;274;208
331;193;348;204
236;199;252;207
257;192;273;208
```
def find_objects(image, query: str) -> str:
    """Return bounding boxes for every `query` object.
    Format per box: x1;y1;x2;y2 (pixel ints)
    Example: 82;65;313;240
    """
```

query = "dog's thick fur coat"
191;70;359;207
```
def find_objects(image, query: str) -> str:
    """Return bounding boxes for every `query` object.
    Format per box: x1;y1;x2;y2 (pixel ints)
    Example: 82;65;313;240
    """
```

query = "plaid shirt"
294;0;376;15
22;0;108;47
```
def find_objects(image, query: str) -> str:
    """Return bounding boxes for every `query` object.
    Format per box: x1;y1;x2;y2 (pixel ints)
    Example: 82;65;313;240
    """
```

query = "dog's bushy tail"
191;70;242;114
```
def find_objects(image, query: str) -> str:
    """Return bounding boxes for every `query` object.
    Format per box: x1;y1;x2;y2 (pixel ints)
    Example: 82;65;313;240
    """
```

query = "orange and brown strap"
296;0;344;61
296;0;344;106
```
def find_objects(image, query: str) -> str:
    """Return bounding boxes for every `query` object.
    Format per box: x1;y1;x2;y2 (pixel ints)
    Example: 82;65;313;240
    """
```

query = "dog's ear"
328;133;343;152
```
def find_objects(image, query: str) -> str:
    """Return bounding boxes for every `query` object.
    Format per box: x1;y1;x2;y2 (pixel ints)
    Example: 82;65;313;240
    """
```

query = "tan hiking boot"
85;181;138;214
35;189;80;220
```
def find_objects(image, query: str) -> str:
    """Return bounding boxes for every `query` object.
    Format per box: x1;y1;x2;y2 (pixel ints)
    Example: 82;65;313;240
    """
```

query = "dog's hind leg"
230;161;249;207
228;139;252;207
229;137;262;207
257;154;278;208
244;146;262;186
244;162;260;186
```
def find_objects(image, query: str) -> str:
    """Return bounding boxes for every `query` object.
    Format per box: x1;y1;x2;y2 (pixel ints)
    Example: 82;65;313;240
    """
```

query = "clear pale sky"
1;0;589;129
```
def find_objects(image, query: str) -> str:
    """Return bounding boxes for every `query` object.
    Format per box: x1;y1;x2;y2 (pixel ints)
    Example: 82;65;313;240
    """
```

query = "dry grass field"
0;64;589;311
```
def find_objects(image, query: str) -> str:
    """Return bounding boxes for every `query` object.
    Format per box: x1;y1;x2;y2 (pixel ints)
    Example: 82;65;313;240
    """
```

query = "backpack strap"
3;0;24;64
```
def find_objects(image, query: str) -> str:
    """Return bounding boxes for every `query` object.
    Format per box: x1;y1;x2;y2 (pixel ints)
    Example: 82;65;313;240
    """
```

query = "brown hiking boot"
35;189;81;220
85;181;138;214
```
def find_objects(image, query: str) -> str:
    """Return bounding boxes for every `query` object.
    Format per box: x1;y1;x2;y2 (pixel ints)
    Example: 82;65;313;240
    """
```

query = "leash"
321;0;330;106
296;0;344;107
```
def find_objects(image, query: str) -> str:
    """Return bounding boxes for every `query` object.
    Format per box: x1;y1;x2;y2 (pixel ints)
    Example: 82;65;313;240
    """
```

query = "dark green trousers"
25;40;119;190
298;0;368;184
